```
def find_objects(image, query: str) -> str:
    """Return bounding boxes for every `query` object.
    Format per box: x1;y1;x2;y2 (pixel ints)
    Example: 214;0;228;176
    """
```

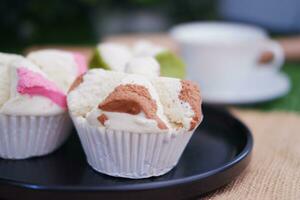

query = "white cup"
170;22;284;93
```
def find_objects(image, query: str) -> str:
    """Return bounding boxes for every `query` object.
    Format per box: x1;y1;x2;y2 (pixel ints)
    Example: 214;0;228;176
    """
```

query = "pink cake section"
72;52;87;76
17;67;67;109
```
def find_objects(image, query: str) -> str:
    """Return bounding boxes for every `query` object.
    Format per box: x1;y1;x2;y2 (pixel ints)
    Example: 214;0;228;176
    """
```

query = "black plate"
0;105;253;200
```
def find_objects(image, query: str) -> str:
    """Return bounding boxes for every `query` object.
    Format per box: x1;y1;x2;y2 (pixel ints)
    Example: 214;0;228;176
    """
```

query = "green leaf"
89;48;110;70
155;51;186;79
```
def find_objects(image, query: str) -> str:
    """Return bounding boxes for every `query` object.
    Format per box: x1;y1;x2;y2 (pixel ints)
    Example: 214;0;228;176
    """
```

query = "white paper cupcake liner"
0;113;72;159
73;117;195;179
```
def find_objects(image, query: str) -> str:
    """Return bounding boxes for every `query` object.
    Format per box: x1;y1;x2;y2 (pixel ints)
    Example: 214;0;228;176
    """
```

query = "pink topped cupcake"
0;51;87;159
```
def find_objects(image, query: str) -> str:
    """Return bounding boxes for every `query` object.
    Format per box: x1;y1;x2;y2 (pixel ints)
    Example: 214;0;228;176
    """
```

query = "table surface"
203;109;300;200
25;34;300;199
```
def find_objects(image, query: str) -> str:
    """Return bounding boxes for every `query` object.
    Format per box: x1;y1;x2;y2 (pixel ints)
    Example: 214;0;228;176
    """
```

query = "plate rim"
0;105;253;193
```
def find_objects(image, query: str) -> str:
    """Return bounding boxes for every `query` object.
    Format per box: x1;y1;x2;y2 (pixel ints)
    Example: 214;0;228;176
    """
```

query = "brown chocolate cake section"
179;80;201;131
97;114;108;125
98;84;167;130
68;74;84;93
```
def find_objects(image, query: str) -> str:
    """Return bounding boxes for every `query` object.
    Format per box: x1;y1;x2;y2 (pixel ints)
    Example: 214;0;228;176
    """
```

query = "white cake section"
0;53;23;107
68;69;125;117
151;77;195;130
132;40;166;57
125;56;160;78
98;43;132;72
27;49;79;92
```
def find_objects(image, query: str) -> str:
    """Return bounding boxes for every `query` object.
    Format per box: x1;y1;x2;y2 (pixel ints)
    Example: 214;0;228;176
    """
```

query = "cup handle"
258;40;285;72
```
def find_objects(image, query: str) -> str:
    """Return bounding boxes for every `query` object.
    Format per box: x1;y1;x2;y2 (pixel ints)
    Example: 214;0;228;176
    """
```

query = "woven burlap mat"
202;109;300;200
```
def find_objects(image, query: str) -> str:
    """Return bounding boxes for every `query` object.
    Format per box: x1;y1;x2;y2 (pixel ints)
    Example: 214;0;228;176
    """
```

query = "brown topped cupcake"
68;69;202;178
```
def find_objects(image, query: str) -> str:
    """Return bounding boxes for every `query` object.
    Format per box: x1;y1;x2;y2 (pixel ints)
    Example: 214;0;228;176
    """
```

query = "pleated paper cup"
73;117;195;179
0;113;72;159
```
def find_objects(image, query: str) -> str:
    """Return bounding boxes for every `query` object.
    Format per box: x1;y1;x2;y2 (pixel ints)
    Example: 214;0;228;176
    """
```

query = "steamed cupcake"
67;69;202;178
89;40;186;78
0;51;87;159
